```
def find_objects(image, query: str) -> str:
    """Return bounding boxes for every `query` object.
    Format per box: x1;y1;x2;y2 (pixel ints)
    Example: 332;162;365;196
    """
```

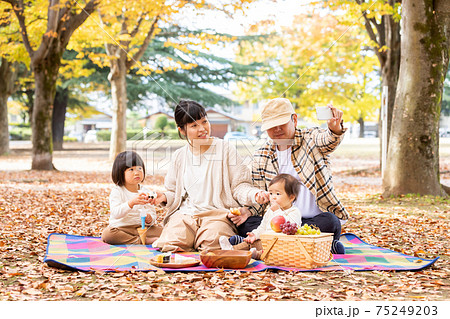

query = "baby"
220;174;301;259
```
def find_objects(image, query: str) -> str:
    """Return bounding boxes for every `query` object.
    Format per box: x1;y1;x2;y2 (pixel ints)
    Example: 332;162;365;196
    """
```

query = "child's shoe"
250;248;262;260
219;236;233;250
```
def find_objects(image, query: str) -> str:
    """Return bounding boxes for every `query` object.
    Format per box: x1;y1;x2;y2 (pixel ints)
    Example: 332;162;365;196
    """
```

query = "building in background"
141;110;175;130
65;111;112;141
141;107;246;139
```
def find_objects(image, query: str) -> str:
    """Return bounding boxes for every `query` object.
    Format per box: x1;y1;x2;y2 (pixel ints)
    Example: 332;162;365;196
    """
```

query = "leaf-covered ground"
0;144;449;301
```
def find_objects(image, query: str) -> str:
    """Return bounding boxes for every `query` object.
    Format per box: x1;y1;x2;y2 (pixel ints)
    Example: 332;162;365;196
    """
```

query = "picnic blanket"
44;233;439;272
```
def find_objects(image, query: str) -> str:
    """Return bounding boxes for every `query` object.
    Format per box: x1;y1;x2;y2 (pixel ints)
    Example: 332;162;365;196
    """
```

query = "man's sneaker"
331;240;345;254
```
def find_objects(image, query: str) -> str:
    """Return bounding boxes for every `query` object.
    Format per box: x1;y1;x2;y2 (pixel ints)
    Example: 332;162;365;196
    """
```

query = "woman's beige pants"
153;209;237;252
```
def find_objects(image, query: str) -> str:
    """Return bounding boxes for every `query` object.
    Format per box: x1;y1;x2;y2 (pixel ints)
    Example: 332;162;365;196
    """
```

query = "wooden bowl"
200;250;252;269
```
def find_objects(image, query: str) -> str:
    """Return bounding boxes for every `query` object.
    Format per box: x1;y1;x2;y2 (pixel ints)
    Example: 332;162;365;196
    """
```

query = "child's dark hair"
111;151;145;186
269;174;300;200
174;99;207;139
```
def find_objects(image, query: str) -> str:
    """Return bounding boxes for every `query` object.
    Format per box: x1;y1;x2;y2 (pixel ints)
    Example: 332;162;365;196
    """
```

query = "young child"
102;151;163;245
220;174;301;258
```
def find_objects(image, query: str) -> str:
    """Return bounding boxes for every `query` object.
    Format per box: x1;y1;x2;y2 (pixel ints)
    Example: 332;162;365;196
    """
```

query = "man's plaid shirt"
250;127;349;220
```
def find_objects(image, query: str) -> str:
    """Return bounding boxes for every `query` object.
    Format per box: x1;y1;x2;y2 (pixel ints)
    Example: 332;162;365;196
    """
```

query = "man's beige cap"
260;98;295;131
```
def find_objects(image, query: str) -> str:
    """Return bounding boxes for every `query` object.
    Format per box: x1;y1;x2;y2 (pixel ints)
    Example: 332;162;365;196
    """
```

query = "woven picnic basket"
260;232;333;269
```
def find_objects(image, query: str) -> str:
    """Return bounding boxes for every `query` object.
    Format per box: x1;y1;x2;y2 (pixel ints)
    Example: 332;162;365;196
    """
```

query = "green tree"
132;28;262;110
154;115;168;136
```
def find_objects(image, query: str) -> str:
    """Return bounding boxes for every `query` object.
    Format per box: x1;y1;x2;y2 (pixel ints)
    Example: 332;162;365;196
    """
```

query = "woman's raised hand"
255;191;270;205
148;191;167;206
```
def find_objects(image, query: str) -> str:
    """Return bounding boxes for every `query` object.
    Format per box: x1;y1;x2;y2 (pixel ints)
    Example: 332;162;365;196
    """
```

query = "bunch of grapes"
280;221;298;235
296;223;321;235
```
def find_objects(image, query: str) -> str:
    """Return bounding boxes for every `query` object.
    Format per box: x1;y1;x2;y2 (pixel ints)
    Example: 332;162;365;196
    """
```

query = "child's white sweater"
251;206;302;239
108;185;156;228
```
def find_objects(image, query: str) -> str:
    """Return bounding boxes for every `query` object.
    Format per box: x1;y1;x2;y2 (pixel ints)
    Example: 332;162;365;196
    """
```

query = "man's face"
266;114;297;144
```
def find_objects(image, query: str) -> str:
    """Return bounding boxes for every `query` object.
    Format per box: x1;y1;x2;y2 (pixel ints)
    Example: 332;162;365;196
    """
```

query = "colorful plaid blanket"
44;233;438;272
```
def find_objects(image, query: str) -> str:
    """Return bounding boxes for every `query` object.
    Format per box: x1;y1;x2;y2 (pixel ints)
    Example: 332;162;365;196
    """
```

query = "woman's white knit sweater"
161;138;260;225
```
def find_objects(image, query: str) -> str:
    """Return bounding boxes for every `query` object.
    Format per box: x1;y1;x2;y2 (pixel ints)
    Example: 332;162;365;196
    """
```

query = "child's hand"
255;191;270;204
270;201;280;212
145;214;153;224
244;232;256;244
148;191;167;206
128;193;150;208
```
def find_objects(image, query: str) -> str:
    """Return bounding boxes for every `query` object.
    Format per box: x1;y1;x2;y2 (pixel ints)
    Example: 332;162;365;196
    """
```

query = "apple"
270;215;286;232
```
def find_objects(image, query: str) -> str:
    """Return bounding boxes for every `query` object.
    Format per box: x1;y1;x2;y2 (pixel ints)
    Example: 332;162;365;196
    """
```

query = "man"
228;98;348;254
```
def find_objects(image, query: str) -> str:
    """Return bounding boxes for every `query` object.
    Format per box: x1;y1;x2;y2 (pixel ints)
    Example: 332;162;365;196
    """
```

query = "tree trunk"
31;59;59;170
357;116;365;138
108;57;128;161
376;7;401;168
23;89;34;124
52;87;68;151
381;11;401;149
0;94;9;155
0;59;18;155
383;0;450;197
359;0;401;167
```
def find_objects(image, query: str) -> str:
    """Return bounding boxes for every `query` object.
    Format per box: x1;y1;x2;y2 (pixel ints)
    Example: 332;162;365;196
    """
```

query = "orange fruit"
230;208;241;216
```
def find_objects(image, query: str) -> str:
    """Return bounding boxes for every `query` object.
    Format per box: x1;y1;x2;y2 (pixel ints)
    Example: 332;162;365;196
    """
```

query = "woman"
150;100;268;252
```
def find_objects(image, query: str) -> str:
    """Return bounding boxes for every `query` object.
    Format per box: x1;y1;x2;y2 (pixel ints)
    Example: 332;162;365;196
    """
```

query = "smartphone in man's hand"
316;106;333;121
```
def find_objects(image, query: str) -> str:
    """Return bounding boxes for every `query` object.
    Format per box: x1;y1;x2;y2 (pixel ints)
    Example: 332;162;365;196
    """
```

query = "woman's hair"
111;151;146;186
269;173;301;200
174;99;207;139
